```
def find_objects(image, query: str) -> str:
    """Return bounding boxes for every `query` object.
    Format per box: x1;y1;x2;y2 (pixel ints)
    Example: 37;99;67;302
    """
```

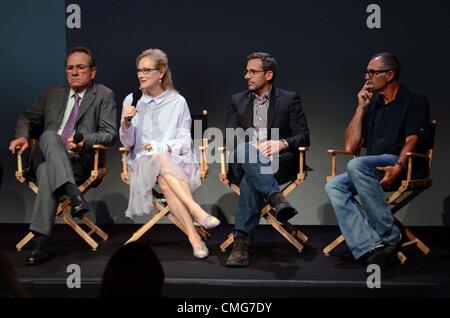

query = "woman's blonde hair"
136;48;175;91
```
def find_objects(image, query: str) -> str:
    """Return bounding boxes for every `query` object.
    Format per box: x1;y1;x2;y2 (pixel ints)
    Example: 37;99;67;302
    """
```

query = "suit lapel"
267;86;279;133
243;92;255;129
55;87;70;129
76;83;96;123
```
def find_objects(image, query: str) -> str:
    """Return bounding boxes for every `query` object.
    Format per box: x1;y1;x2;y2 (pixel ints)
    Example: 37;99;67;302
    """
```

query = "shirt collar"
141;90;171;105
69;88;86;100
253;87;271;103
374;84;407;107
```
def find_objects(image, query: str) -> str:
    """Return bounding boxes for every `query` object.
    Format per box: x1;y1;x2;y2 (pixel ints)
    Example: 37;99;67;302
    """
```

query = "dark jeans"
230;142;296;241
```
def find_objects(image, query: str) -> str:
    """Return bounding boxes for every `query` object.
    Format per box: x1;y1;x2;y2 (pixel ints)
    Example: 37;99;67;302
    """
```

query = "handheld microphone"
126;89;143;122
73;132;84;144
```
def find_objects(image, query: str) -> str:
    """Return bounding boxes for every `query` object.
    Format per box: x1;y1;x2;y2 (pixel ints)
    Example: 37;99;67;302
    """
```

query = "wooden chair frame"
323;121;436;264
120;110;211;244
218;146;310;252
15;144;109;251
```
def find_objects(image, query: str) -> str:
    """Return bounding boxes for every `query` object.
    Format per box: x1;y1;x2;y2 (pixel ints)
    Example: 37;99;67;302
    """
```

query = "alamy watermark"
366;264;381;289
66;264;81;289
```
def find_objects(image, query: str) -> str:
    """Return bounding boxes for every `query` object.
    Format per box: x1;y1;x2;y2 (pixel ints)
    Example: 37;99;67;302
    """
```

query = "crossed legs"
157;175;206;250
153;154;219;258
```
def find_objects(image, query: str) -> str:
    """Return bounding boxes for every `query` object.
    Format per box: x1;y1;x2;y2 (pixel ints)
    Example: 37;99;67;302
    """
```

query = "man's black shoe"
26;236;49;265
268;192;298;222
70;194;90;218
365;243;400;270
226;234;251;267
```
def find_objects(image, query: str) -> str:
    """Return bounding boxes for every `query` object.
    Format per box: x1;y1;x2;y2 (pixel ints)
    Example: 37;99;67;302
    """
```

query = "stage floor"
1;224;449;298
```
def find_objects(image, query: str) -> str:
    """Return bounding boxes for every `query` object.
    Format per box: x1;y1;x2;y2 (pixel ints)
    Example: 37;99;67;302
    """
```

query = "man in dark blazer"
224;52;310;267
9;47;117;265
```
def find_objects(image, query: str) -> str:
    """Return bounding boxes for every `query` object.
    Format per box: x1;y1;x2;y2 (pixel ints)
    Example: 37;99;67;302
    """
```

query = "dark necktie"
61;93;81;143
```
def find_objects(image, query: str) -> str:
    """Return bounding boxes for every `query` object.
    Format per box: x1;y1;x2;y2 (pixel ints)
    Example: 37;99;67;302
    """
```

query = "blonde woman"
120;49;219;259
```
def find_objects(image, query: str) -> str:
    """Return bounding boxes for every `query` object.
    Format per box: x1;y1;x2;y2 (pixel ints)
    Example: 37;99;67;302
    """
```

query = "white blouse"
120;90;193;165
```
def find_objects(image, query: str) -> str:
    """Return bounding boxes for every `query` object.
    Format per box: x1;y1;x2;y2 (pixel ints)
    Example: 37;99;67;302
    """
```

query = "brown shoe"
225;235;251;267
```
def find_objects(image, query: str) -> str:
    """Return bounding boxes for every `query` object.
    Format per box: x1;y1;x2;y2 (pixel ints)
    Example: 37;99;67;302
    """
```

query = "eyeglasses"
136;67;159;75
244;69;266;77
363;69;391;78
66;64;90;73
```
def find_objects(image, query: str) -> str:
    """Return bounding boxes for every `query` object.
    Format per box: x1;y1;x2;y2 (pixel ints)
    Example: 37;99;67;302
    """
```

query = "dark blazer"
14;83;117;165
225;86;310;184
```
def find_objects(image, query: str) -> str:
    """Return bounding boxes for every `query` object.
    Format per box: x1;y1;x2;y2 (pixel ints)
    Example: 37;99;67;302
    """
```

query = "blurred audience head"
0;252;27;298
99;242;165;298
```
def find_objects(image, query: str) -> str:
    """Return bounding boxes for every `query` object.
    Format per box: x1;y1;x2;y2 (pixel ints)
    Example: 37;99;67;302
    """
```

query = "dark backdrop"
1;0;449;225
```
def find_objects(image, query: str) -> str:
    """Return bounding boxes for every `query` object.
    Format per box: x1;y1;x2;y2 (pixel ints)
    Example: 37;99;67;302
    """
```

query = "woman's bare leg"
158;176;204;249
161;174;210;222
177;180;211;224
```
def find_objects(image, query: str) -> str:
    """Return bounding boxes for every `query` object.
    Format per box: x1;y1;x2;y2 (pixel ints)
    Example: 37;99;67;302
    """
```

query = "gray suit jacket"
14;83;117;165
16;83;117;179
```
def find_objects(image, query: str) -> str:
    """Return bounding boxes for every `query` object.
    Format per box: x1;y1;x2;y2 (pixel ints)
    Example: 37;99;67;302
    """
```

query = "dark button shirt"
363;84;430;156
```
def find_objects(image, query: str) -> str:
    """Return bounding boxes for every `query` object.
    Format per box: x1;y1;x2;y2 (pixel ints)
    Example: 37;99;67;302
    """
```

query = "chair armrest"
91;144;108;178
218;146;227;174
405;152;428;159
297;147;309;180
404;152;431;181
327;149;353;155
15;147;26;183
14;141;36;183
93;144;107;150
198;138;209;182
218;146;230;185
119;146;130;183
327;149;357;180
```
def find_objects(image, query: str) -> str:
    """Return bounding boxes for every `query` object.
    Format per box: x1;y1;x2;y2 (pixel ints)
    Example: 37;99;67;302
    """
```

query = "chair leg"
403;227;430;255
281;221;308;243
397;251;407;264
263;213;304;252
80;216;109;241
220;233;234;251
16;232;35;251
323;232;421;264
62;214;99;250
323;234;345;255
125;206;169;244
196;225;211;240
393;226;430;264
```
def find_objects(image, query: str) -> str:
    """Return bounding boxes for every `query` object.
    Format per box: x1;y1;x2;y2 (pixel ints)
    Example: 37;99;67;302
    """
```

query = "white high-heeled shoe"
201;215;221;230
193;245;209;259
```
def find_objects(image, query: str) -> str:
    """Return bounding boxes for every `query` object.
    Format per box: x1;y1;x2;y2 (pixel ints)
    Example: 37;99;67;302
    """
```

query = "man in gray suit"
9;47;117;265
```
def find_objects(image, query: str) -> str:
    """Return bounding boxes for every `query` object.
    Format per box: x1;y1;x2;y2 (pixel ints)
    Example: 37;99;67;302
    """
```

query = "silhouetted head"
99;242;165;298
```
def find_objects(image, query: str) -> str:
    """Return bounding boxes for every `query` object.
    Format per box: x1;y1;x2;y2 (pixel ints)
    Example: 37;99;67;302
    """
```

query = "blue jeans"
324;154;401;259
232;142;280;241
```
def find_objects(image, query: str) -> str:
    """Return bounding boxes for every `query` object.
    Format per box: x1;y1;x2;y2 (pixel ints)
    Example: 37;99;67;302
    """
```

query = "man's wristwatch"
281;139;289;150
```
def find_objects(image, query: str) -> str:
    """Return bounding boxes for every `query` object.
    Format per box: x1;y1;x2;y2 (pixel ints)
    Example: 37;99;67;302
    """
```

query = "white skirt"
125;152;201;218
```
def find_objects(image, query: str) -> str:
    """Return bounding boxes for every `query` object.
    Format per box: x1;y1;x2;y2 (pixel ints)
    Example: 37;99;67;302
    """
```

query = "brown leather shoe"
225;235;251;267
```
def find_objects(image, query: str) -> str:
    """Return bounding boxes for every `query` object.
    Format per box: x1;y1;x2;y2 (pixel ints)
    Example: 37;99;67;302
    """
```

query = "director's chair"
323;121;436;264
218;146;309;252
120;110;211;244
15;142;109;251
